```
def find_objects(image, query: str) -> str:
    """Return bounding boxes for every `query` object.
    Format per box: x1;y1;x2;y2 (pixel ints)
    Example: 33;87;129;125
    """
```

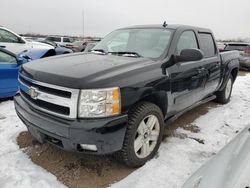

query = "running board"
165;95;216;126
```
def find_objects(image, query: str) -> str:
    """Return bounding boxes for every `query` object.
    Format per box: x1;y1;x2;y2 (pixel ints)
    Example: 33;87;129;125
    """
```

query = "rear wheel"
116;102;164;167
215;75;233;104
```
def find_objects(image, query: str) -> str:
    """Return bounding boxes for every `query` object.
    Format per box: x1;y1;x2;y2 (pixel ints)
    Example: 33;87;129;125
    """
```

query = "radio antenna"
163;21;167;27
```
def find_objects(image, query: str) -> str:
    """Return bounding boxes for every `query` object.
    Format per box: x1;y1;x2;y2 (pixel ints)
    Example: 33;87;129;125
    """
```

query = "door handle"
215;62;220;68
197;68;205;74
191;68;206;80
0;45;6;48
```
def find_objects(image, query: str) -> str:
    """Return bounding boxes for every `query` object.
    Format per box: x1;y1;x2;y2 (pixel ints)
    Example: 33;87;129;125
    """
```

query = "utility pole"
82;10;84;39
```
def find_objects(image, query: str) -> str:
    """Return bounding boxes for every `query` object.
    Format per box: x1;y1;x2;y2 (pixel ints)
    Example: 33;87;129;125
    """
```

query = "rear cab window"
198;33;217;58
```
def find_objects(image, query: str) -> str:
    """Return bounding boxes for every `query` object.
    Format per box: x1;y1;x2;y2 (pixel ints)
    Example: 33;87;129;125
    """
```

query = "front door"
0;50;19;98
171;30;207;112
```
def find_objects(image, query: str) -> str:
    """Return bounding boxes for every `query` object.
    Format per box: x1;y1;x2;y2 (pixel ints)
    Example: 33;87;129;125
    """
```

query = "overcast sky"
1;0;250;39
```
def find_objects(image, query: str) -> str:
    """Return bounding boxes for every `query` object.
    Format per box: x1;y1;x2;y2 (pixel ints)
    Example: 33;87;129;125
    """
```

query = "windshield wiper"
109;51;143;58
90;49;107;55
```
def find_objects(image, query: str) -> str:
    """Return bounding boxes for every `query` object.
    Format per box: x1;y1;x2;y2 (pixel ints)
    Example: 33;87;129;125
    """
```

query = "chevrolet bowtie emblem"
29;87;38;99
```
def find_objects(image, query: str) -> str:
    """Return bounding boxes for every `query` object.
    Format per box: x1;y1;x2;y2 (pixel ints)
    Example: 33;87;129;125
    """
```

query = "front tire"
215;75;233;104
116;102;164;167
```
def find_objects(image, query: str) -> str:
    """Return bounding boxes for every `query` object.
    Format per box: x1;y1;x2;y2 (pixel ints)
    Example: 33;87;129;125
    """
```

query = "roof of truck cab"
120;24;212;33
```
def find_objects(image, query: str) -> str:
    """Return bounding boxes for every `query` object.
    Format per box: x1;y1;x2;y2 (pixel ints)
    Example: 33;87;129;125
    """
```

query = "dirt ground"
16;102;217;188
16;71;248;188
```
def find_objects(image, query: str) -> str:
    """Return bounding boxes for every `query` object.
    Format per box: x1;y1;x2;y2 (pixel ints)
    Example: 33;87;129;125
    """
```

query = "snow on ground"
0;101;65;188
0;73;250;188
112;74;250;188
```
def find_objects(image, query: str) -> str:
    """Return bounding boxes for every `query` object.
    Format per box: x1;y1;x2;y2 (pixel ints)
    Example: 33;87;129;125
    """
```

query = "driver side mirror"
176;49;204;62
16;56;28;65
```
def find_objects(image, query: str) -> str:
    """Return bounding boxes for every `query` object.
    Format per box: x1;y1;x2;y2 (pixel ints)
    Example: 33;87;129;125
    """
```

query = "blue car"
0;48;28;98
0;47;56;99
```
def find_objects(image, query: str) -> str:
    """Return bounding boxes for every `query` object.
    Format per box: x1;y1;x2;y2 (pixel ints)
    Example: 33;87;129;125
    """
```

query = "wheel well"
141;93;167;117
231;68;238;82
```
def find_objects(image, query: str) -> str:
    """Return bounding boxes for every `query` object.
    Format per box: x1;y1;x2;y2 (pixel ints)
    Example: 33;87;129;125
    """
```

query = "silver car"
182;125;250;188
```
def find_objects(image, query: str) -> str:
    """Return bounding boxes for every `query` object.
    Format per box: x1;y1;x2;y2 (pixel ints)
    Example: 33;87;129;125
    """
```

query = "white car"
45;36;76;46
182;125;250;188
0;26;53;54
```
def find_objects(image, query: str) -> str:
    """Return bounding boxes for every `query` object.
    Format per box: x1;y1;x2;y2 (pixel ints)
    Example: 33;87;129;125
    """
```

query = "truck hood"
20;53;162;89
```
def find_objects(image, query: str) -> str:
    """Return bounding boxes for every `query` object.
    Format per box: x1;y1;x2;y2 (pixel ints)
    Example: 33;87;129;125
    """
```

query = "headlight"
78;87;121;118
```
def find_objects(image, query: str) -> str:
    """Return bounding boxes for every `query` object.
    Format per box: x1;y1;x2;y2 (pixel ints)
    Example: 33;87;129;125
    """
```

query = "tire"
215;75;233;104
116;101;164;167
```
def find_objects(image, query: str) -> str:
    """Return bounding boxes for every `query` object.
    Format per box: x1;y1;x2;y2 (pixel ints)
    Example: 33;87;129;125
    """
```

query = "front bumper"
14;95;128;154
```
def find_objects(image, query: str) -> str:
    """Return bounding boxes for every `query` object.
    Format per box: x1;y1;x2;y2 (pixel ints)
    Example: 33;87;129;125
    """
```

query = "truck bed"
220;50;239;64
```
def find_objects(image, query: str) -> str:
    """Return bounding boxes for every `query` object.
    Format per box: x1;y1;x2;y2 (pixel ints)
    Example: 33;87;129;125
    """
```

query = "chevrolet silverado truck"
14;24;239;167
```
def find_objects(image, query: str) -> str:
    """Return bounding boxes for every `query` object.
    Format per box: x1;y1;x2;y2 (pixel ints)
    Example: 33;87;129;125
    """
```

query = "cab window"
176;31;198;55
199;33;216;58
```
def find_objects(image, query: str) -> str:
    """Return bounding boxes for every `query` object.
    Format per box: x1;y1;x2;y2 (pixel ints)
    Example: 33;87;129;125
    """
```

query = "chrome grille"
19;73;80;119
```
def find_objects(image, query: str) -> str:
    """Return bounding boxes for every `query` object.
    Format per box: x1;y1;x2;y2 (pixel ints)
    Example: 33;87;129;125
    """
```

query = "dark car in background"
224;43;250;70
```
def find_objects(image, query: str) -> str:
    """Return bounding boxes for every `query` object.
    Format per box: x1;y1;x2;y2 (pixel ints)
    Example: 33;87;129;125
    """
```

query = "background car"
45;36;77;51
182;125;250;188
0;48;28;98
39;40;73;55
216;42;226;52
83;42;97;52
224;43;250;70
0;26;55;55
73;39;101;52
0;46;56;99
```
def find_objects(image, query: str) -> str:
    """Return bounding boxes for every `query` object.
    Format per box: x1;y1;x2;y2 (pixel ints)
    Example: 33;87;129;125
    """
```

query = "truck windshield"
92;28;172;58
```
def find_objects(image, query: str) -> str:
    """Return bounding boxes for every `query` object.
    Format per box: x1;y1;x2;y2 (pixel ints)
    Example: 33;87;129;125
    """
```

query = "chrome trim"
19;73;80;119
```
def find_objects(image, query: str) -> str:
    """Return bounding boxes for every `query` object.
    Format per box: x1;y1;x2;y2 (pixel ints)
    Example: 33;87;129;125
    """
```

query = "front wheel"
215;75;233;104
116;102;164;167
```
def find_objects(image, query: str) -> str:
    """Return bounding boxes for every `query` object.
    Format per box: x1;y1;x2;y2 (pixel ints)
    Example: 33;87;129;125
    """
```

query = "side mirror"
16;56;28;65
176;49;204;62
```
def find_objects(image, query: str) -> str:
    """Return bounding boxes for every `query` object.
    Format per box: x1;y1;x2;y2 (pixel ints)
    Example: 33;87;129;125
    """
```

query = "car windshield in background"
225;44;250;51
46;37;61;42
63;37;76;43
92;28;172;58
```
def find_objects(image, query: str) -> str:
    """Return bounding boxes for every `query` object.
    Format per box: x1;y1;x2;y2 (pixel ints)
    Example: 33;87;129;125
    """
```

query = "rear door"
171;30;207;111
198;32;221;95
0;50;19;98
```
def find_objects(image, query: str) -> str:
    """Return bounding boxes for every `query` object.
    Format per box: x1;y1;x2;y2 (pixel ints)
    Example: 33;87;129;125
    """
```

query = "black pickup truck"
14;24;239;167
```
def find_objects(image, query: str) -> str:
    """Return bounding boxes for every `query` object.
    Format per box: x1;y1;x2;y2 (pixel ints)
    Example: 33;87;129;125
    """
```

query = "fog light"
80;144;97;151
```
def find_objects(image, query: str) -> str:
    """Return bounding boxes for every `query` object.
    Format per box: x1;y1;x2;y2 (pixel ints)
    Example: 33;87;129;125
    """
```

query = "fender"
218;56;239;91
121;86;168;117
